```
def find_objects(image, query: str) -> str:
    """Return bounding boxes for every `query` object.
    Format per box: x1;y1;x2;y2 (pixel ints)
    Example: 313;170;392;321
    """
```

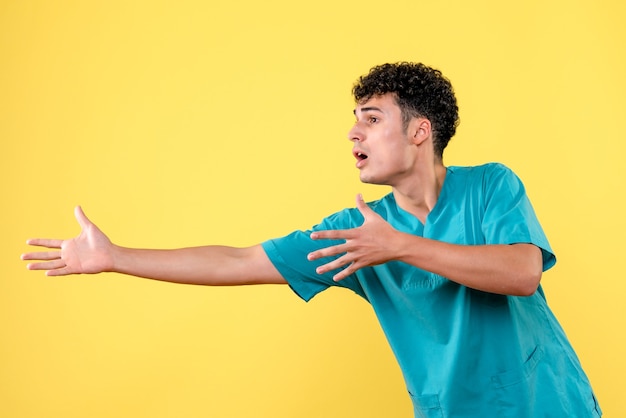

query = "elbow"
513;264;543;296
508;244;544;297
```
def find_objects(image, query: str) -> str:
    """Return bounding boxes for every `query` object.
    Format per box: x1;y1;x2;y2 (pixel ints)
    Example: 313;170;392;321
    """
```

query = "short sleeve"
261;210;366;302
482;164;556;271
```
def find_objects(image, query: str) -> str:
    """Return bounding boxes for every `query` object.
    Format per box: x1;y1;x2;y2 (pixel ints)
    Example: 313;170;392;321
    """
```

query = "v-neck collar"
389;166;452;229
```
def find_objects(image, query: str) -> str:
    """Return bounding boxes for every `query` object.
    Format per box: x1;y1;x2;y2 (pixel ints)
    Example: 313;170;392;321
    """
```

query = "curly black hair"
352;62;460;158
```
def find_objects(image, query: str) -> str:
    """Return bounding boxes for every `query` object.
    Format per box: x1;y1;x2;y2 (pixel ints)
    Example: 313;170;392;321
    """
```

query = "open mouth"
353;150;369;169
354;151;368;161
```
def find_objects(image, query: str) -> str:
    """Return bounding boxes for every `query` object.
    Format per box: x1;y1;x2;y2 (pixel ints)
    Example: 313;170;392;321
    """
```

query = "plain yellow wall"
2;0;624;416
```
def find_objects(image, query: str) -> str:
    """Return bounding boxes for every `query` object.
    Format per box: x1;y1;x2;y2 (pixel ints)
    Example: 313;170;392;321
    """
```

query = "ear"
408;117;432;146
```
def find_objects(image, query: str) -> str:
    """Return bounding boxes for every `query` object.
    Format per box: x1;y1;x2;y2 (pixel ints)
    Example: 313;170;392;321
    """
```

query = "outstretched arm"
22;206;286;286
307;195;543;296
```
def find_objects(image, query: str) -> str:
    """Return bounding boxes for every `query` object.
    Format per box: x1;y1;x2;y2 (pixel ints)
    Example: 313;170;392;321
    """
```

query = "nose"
348;123;363;142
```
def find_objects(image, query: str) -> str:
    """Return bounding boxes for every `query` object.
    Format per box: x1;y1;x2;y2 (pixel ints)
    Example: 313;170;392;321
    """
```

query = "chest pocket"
401;271;449;291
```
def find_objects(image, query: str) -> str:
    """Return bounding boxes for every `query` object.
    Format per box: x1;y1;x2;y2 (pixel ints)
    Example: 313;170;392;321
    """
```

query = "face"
348;94;419;186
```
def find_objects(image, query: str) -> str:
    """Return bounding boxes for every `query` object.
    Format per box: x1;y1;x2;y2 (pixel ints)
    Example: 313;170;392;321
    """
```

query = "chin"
359;173;385;185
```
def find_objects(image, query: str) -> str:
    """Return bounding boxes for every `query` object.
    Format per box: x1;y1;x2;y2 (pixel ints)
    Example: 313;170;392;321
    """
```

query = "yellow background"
1;0;624;416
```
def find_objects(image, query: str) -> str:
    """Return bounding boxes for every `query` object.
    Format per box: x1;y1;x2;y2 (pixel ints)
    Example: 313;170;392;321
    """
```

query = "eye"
368;116;379;124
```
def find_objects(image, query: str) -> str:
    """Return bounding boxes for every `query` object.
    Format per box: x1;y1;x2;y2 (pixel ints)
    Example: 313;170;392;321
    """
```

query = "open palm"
22;206;114;276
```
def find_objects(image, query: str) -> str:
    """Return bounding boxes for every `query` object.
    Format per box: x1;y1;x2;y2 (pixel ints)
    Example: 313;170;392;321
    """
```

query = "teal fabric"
262;163;601;417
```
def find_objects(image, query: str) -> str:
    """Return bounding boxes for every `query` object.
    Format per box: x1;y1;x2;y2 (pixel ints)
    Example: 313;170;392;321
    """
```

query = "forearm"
395;233;543;296
110;244;285;286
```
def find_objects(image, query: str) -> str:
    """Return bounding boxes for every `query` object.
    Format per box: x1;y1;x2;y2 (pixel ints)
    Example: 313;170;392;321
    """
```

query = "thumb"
74;206;92;230
355;194;376;220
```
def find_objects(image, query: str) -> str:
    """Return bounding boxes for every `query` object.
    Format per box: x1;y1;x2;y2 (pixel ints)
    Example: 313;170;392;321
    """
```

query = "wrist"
106;243;125;273
393;232;423;264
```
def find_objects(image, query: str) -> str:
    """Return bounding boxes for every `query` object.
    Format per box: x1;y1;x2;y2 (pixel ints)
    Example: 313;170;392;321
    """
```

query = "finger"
310;229;356;241
333;264;358;281
315;253;353;275
308;242;348;261
331;257;362;281
25;238;64;248
26;259;66;271
21;251;62;261
46;267;73;277
74;206;92;229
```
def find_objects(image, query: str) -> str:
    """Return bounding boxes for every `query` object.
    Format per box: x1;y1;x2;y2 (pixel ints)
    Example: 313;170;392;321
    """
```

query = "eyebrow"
353;106;383;115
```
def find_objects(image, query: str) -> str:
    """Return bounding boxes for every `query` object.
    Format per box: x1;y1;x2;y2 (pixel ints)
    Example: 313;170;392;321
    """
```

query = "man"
22;63;601;417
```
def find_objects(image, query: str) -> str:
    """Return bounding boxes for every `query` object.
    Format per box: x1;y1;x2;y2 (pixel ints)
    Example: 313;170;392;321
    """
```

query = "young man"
22;63;601;417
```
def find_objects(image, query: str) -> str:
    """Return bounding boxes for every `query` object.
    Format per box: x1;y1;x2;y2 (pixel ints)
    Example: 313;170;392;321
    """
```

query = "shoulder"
314;205;364;230
365;193;400;220
318;193;397;228
448;162;522;189
367;193;396;210
448;162;515;178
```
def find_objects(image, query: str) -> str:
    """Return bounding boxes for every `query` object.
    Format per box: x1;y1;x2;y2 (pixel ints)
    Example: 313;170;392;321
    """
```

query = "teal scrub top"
262;163;601;417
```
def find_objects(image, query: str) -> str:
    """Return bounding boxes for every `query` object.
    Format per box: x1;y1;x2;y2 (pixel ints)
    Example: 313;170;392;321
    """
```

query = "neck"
391;159;447;223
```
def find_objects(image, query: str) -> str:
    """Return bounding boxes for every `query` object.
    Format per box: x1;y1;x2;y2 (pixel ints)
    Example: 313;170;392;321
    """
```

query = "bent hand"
21;206;114;276
307;194;402;281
